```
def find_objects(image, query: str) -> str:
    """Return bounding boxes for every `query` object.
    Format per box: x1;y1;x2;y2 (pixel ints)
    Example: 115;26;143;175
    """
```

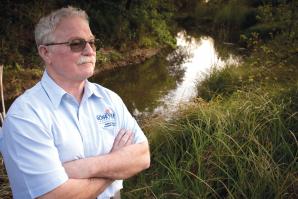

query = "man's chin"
87;71;94;78
86;68;95;78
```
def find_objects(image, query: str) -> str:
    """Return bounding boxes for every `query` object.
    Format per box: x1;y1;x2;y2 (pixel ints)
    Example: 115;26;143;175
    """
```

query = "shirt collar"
41;71;103;108
41;71;67;108
84;80;103;99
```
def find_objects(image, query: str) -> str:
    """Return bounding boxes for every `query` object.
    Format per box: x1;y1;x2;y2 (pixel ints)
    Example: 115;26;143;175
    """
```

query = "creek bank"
3;47;161;101
95;48;161;73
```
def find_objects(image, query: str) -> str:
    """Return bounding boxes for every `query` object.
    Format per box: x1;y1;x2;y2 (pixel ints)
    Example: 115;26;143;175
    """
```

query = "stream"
91;31;241;119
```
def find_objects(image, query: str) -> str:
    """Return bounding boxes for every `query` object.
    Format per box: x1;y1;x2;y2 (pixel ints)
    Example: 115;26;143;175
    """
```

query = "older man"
1;6;150;199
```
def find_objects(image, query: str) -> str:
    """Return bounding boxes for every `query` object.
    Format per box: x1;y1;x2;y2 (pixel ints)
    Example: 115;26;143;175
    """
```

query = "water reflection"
91;31;240;118
91;51;185;115
151;31;240;116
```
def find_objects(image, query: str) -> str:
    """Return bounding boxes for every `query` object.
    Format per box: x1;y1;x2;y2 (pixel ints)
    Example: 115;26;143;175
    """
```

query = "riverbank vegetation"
122;0;298;198
0;0;176;67
124;87;297;198
1;0;297;198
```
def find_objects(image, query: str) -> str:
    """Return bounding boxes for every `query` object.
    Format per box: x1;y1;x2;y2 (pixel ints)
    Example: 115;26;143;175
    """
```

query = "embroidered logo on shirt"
96;108;116;127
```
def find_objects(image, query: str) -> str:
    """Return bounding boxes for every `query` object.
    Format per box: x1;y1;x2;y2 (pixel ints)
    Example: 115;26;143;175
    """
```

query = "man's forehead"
56;16;88;30
54;16;93;39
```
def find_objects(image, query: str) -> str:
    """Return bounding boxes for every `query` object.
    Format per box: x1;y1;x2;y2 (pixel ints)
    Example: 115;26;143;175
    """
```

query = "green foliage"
126;1;176;49
197;65;250;101
96;51;109;65
176;0;298;46
124;86;298;198
151;19;176;48
213;1;256;29
2;65;43;100
210;0;257;42
199;2;298;101
240;0;298;47
107;50;123;62
0;0;176;67
0;0;57;67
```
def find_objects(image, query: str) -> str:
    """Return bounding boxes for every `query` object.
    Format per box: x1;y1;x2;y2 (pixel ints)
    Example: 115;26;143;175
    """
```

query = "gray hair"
34;6;89;47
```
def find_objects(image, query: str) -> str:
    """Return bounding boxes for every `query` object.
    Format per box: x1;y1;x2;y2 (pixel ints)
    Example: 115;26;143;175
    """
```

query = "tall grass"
0;159;10;199
0;64;11;198
123;86;298;198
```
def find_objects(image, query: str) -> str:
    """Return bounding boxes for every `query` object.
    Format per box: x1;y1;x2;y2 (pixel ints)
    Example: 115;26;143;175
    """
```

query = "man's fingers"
112;129;134;152
113;129;126;146
118;130;132;146
126;132;133;145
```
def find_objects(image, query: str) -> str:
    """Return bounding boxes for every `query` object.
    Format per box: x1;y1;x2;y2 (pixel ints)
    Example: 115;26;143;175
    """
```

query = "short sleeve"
1;115;68;199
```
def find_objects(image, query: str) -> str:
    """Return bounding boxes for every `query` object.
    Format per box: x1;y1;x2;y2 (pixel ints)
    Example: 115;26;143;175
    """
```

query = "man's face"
46;16;96;83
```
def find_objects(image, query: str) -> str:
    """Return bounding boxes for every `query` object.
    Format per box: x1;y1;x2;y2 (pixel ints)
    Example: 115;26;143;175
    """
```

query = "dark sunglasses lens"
69;40;86;52
69;39;97;52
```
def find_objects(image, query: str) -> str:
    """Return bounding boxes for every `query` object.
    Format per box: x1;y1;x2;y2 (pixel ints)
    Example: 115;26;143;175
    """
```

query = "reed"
123;87;298;198
0;64;11;198
0;64;6;125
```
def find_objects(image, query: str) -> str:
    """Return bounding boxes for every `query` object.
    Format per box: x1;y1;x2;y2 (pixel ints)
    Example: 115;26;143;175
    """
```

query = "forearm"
64;141;150;180
38;178;112;199
92;141;150;179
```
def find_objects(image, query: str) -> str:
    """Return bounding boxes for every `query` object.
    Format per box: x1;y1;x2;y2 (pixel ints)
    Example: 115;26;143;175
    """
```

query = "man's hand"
111;129;134;152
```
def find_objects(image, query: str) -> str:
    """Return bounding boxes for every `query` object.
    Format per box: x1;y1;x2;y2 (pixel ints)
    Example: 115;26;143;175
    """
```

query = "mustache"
77;56;96;65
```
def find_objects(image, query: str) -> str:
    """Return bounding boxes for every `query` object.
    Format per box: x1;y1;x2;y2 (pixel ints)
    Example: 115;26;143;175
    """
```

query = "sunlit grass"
123;86;298;198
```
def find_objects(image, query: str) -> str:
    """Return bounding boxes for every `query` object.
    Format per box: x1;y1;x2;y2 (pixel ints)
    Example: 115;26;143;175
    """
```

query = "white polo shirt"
1;71;147;199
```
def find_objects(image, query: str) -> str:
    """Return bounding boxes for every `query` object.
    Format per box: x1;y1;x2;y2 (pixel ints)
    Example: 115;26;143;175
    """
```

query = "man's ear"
38;45;52;65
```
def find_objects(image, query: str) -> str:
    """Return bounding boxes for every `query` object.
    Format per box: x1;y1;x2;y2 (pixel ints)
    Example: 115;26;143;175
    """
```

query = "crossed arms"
38;129;150;199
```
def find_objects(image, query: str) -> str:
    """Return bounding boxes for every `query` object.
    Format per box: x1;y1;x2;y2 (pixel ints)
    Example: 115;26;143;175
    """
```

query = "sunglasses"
44;38;100;52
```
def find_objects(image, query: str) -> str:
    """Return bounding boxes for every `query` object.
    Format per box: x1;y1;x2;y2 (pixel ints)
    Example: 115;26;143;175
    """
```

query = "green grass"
123;85;298;198
0;156;11;198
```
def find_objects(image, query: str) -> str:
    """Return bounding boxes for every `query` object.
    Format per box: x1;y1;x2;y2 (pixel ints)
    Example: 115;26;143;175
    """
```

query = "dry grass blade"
0;64;5;126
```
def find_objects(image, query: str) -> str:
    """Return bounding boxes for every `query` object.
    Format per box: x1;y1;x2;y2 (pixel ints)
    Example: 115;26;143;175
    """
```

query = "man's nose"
83;42;96;55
